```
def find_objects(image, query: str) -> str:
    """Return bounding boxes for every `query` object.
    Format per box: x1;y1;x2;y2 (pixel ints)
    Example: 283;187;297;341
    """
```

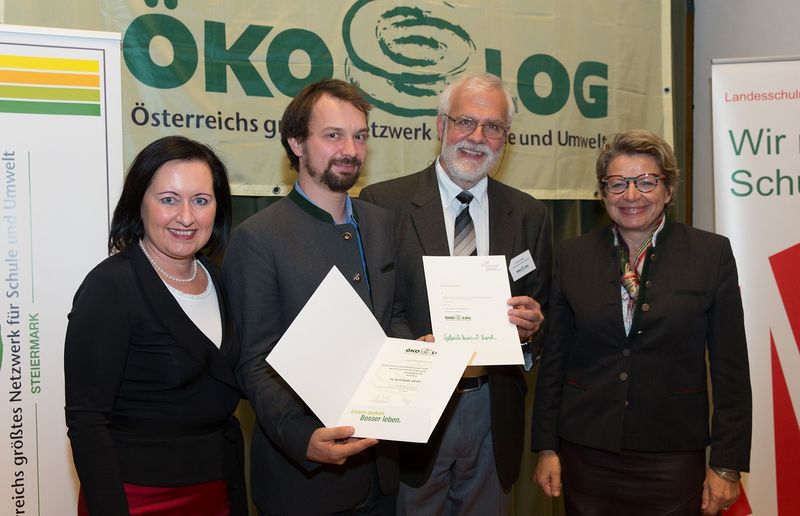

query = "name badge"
509;250;536;282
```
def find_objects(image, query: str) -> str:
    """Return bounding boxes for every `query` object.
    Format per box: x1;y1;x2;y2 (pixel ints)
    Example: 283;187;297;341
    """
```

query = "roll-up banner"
0;24;123;515
712;56;800;516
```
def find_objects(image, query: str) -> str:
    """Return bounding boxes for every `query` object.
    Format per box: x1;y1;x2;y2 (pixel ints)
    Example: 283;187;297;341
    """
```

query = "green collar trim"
288;186;335;224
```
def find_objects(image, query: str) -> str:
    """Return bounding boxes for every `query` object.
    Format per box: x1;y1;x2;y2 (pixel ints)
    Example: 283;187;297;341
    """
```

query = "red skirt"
78;480;229;516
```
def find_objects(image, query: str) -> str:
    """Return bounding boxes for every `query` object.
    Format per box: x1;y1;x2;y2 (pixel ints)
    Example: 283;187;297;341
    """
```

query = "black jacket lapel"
128;245;239;390
487;178;515;259
410;166;450;256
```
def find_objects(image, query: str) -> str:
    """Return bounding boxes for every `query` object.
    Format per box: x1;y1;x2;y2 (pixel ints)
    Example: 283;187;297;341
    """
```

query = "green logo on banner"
120;0;609;119
122;0;334;98
342;1;474;117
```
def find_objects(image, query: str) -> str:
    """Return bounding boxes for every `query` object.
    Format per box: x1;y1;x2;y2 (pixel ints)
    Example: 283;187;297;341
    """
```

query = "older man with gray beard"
360;73;552;516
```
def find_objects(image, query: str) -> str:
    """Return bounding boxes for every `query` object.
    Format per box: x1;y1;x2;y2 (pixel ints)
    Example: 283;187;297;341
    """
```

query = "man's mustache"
330;156;362;167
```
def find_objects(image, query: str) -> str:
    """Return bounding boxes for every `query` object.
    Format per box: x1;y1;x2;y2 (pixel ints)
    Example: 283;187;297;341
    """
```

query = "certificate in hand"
423;255;523;366
266;266;474;443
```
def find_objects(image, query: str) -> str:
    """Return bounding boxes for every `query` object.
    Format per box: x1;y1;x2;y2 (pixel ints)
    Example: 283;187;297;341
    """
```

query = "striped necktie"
453;191;477;256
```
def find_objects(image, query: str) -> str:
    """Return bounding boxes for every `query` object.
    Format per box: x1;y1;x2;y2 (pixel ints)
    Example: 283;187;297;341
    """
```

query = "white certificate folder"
267;266;474;443
423;255;523;366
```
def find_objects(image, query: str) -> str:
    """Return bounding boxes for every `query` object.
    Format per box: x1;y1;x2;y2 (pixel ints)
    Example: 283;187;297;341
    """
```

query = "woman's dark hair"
108;136;232;256
280;79;372;171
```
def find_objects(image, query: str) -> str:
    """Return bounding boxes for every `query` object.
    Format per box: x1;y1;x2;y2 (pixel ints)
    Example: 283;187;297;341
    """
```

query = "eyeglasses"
602;174;665;194
444;115;508;139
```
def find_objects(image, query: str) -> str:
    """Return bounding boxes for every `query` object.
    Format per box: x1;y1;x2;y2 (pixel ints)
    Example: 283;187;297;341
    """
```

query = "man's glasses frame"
444;114;508;139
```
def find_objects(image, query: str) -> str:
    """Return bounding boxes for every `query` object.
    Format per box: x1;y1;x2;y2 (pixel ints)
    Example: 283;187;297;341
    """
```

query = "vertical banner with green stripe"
0;25;122;515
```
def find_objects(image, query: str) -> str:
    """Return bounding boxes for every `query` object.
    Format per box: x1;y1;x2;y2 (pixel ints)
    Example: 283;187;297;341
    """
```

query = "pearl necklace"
138;240;198;283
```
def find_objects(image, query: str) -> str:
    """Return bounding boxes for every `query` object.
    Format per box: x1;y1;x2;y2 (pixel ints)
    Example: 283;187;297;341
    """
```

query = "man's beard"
440;140;501;186
309;156;362;193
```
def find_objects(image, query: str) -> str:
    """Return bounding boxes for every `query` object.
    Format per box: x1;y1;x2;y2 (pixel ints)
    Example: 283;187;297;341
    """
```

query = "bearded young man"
224;79;407;515
360;73;552;516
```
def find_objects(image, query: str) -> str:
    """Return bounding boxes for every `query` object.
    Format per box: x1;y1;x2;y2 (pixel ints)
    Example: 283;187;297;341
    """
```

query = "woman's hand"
701;468;739;514
533;450;562;497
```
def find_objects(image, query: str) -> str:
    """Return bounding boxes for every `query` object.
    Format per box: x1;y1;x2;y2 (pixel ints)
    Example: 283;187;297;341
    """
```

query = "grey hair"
437;73;515;125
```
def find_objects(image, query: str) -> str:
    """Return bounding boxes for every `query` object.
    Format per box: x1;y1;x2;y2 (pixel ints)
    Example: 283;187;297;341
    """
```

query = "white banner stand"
712;56;800;516
0;24;122;515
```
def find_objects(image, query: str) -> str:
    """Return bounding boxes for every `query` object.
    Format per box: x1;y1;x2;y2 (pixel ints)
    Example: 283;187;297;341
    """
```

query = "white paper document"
423;255;523;366
267;266;474;443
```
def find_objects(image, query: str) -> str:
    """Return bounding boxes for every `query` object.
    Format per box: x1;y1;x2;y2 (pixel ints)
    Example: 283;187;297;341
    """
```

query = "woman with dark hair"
532;130;751;515
65;136;246;515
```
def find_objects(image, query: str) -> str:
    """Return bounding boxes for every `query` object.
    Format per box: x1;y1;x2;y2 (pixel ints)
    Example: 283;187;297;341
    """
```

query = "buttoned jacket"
223;189;402;515
532;221;751;472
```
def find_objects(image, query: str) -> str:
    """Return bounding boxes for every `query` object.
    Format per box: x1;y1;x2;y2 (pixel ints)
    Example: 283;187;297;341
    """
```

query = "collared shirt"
614;215;667;335
435;158;489;256
435;160;538;370
294;181;370;292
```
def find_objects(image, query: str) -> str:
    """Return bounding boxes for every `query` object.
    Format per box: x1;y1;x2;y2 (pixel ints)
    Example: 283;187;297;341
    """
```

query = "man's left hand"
507;295;544;341
701;468;739;515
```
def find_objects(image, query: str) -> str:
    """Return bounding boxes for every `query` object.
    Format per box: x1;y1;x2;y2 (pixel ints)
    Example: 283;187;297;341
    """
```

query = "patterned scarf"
615;216;664;330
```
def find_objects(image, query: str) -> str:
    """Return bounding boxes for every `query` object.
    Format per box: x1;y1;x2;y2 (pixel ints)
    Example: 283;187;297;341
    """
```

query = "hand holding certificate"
423;255;523;366
267;266;474;443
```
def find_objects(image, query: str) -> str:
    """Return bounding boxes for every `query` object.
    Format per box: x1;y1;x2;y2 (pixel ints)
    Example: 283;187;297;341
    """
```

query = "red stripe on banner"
769;242;800;352
771;334;800;515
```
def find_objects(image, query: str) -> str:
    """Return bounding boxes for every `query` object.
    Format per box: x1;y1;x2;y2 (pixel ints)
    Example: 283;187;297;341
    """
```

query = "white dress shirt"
435;158;489;256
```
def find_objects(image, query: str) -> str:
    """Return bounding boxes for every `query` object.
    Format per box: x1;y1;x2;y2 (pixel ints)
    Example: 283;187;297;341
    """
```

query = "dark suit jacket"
223;189;402;515
360;164;552;489
64;244;245;515
532;221;752;472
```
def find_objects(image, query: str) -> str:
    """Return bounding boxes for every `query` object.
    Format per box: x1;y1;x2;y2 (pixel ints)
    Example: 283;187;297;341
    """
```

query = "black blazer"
532;221;752;472
64;244;245;515
360;164;552;489
223;190;403;515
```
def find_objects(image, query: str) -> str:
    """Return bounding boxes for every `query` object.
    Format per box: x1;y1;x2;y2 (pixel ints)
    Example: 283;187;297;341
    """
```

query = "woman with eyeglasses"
531;129;751;515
